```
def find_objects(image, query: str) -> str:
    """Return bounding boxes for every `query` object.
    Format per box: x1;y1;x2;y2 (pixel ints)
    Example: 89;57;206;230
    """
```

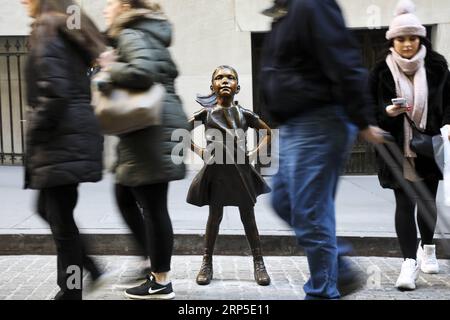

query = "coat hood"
107;8;171;46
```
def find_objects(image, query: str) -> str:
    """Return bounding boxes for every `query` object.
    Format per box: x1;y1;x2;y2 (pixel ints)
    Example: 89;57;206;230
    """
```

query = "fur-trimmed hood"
107;8;167;39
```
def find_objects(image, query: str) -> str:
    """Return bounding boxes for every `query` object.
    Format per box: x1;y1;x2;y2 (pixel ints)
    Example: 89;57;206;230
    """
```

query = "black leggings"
394;179;439;259
115;183;173;273
37;184;99;300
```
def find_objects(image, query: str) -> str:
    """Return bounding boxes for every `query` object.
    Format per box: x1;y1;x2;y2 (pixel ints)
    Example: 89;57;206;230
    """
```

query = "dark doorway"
0;37;28;166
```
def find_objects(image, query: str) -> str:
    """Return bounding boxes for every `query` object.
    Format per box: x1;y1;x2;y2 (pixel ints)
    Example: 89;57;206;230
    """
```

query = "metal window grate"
0;36;28;165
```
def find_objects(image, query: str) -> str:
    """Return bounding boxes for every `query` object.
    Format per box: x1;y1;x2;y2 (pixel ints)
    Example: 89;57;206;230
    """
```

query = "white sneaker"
418;244;439;274
395;259;419;290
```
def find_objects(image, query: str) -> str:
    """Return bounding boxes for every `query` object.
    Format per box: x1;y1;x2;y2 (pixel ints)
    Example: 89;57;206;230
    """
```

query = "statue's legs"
239;206;271;286
196;205;223;285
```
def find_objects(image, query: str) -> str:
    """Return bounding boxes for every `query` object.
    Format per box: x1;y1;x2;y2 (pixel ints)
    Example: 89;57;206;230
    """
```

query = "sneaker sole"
113;282;146;290
421;267;439;274
124;291;175;300
395;282;416;291
395;273;418;291
395;268;419;291
196;279;212;285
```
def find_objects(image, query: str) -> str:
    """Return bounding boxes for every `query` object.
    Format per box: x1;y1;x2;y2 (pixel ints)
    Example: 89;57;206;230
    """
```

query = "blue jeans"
271;106;358;299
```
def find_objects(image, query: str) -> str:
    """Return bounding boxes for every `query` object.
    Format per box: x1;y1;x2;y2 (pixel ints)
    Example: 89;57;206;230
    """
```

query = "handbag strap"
404;114;420;131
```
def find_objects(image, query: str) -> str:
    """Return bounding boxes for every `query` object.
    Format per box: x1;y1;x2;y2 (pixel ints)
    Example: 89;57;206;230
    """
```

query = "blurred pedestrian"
101;0;188;300
21;0;106;300
369;0;450;290
260;0;385;299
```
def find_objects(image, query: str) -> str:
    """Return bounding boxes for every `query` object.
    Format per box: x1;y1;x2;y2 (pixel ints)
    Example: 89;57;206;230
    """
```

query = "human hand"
445;125;450;141
385;104;409;117
98;50;118;69
359;126;389;144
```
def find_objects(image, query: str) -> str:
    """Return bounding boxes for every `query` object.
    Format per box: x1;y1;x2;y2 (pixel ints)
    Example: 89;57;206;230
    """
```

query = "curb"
1;234;450;258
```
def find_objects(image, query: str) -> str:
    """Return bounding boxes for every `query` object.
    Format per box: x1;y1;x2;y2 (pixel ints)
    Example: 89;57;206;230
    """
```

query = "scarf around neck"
386;45;428;160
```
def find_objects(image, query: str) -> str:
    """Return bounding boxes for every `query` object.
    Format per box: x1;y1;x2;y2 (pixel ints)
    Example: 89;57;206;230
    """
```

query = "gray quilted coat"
108;9;188;186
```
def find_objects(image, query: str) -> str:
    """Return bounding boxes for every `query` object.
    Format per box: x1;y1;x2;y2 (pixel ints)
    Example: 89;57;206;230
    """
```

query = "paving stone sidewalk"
0;255;450;300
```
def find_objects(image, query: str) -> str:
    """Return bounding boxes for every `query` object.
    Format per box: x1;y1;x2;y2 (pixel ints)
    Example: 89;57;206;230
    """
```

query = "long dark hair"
379;37;448;68
30;0;106;62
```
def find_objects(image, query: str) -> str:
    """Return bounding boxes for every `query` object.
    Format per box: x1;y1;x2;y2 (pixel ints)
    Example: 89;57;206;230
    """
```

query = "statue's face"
211;68;240;98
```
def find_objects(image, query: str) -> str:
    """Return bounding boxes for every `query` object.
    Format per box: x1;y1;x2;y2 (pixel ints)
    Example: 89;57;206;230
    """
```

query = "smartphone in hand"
391;98;411;111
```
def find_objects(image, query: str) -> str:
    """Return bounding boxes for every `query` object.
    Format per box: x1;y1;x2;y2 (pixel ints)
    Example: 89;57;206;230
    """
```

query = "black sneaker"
124;275;175;300
338;257;367;297
261;0;288;20
113;267;153;290
136;267;153;281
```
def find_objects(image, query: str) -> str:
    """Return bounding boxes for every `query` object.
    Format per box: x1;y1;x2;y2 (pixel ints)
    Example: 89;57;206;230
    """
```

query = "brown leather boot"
196;254;213;285
253;255;271;286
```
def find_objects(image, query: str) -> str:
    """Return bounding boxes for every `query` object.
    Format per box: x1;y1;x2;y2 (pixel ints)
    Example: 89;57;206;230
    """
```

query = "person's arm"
442;71;450;140
368;65;397;131
306;0;372;130
28;36;71;141
443;71;450;124
107;29;156;90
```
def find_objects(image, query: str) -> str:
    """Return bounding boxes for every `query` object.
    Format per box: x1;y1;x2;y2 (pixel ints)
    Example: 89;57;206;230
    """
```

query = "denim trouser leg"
271;106;357;299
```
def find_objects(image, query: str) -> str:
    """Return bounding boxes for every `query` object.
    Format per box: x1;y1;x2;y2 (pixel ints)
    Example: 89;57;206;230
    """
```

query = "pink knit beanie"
386;0;426;40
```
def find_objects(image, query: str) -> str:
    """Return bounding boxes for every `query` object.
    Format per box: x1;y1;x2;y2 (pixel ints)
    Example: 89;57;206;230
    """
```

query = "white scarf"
386;45;428;160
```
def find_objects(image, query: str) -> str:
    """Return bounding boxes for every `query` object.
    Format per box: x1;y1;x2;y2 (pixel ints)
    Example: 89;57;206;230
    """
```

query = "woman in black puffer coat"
22;0;105;300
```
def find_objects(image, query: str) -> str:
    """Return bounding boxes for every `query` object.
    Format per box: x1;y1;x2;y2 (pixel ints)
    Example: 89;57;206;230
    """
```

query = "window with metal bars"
0;36;28;165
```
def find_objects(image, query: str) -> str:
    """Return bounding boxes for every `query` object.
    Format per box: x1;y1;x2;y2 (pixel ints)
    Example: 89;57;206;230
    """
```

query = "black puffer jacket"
25;15;104;190
108;9;188;187
369;54;450;189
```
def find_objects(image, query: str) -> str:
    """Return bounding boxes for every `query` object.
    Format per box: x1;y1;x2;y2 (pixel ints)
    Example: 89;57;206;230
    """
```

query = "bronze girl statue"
187;65;272;286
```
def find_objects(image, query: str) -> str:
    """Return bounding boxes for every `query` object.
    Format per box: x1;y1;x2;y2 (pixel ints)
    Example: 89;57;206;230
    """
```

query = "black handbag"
405;115;434;158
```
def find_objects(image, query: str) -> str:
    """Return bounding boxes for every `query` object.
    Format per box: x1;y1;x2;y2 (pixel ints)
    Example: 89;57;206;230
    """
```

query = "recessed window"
0;36;29;165
251;27;433;174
